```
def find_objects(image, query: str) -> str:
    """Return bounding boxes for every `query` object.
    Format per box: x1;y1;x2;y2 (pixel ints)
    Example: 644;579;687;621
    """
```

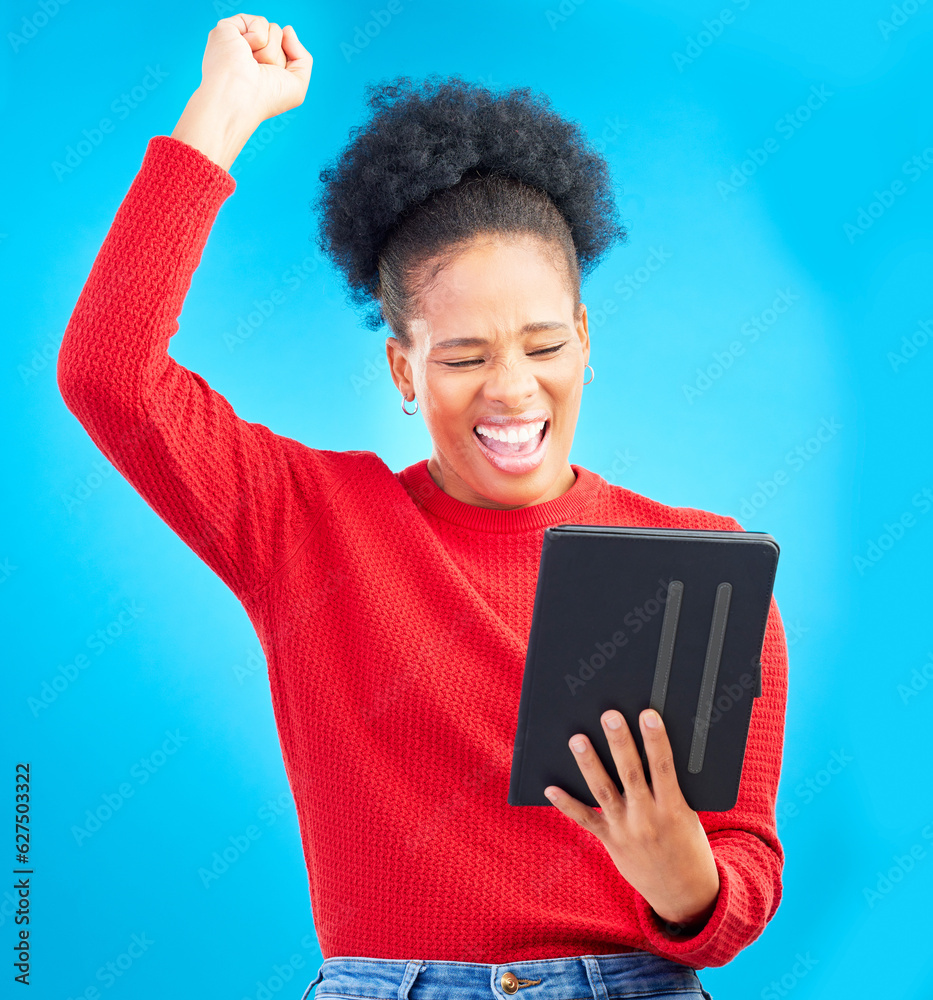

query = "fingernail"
643;710;660;729
604;712;622;730
571;739;586;753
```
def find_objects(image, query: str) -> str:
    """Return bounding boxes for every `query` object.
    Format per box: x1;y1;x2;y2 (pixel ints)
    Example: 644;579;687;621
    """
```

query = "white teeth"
475;420;546;442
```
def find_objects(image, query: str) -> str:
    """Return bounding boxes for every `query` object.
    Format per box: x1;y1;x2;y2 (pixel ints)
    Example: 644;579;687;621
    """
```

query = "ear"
385;335;413;398
576;301;590;364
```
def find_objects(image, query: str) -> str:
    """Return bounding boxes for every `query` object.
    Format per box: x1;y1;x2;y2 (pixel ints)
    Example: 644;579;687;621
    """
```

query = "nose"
481;355;538;408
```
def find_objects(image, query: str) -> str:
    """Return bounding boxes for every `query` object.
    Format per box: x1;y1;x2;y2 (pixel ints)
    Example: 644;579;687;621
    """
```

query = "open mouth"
474;420;548;455
472;419;550;473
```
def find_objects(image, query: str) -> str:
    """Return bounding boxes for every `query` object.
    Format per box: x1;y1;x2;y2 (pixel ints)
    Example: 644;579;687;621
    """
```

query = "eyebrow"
431;321;570;350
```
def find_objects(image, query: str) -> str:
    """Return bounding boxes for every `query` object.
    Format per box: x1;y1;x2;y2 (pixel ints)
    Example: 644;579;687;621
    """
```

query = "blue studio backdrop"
3;0;933;997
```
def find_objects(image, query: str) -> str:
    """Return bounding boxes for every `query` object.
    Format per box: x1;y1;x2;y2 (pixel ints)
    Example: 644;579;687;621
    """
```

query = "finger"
237;13;270;50
639;709;684;809
601;709;652;801
282;24;313;80
566;732;625;819
543;783;607;839
253;22;285;67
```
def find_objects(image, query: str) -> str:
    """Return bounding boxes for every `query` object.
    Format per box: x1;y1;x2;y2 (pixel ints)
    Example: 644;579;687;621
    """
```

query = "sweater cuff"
145;134;237;203
633;853;739;967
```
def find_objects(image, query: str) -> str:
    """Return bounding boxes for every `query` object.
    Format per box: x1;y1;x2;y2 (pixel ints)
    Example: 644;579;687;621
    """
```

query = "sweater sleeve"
57;135;357;601
631;516;789;968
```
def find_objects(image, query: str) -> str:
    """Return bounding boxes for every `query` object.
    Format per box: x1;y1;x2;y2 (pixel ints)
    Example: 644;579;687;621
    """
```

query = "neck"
426;455;577;509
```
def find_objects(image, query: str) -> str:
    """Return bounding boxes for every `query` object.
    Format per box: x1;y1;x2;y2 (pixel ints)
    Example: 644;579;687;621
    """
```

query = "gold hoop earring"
401;395;419;415
583;363;595;385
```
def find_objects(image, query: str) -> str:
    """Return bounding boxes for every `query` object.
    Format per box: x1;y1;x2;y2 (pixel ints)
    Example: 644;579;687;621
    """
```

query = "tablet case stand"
508;525;779;813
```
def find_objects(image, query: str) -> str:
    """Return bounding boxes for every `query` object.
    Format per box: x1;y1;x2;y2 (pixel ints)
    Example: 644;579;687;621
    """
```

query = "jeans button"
501;971;519;995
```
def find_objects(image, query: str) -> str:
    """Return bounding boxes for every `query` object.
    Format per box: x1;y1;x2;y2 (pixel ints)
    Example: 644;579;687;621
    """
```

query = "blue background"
3;0;933;997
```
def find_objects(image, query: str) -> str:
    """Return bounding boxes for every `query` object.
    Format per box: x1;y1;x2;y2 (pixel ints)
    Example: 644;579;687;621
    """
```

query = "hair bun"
315;73;626;330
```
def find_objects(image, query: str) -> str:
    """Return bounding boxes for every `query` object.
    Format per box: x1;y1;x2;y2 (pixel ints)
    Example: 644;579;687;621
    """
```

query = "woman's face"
386;233;590;510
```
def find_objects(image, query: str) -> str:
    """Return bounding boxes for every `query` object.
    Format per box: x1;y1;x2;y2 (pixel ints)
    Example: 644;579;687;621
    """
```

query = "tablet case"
508;525;779;813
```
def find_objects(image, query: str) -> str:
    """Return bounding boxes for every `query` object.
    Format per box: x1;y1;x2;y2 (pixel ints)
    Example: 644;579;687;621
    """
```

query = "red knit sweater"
57;135;788;970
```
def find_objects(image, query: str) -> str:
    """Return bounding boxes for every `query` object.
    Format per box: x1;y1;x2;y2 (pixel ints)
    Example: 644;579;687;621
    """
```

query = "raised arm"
56;16;338;601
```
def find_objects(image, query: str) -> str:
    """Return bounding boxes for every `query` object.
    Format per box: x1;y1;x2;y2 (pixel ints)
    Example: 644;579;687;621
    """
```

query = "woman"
57;13;788;1000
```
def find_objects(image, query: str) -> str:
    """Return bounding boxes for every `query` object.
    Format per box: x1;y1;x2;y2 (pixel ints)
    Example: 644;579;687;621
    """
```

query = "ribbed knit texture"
57;135;789;970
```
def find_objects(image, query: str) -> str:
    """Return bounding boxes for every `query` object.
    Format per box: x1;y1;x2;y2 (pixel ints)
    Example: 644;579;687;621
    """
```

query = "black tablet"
508;524;780;813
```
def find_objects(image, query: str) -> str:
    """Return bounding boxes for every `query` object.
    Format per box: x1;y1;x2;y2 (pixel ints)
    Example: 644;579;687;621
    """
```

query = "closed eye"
442;343;566;369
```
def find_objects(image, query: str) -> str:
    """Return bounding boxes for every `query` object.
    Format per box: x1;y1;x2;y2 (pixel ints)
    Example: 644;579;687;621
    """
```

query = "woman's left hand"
544;707;720;932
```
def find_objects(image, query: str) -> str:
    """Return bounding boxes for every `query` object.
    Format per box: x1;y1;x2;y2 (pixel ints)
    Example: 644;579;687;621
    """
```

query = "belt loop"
582;956;609;1000
398;959;425;1000
299;966;325;1000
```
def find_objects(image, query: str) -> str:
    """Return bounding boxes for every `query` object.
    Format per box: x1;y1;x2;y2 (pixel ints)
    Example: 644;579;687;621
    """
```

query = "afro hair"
314;73;627;333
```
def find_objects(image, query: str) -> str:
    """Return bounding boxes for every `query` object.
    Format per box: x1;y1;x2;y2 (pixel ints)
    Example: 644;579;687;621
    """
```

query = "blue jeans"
298;953;714;1000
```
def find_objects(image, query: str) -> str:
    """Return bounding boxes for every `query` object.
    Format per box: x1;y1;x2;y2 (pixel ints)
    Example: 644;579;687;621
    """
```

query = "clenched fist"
171;14;312;170
200;14;312;124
